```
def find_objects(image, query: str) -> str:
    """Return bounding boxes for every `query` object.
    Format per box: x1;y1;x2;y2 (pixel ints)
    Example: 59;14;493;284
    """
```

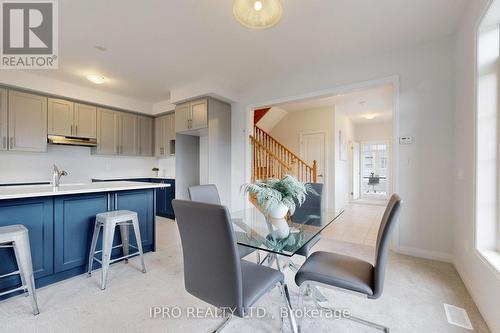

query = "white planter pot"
269;202;289;219
268;202;290;239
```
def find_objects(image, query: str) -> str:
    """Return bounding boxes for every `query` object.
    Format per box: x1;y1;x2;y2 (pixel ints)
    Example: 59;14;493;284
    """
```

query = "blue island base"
0;189;156;300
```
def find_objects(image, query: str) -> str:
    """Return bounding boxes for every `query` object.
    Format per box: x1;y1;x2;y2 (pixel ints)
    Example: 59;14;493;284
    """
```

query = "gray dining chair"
294;194;402;332
289;183;323;268
172;199;297;332
188;184;258;261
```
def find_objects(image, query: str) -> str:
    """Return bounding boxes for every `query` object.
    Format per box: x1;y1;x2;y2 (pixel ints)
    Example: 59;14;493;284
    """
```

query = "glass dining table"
230;205;344;259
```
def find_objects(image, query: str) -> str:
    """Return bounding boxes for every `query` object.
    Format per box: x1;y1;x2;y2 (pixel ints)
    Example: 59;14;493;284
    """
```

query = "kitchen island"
92;177;175;219
0;181;169;299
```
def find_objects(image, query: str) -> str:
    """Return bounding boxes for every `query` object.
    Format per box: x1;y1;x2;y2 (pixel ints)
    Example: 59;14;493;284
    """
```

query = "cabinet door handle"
75;125;78;136
9;137;14;149
2;136;6;149
70;124;73;135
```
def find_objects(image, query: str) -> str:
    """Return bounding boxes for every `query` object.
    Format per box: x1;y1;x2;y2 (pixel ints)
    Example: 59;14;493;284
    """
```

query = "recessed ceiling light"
363;114;378;120
233;0;282;30
87;74;106;84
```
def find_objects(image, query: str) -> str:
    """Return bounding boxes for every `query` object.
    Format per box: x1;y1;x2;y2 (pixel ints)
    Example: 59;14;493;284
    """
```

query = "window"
476;24;500;256
361;142;389;200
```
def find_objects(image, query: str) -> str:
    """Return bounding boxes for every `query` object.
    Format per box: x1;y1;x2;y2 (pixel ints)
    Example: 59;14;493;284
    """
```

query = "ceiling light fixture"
363;114;378;120
233;0;282;30
87;74;106;84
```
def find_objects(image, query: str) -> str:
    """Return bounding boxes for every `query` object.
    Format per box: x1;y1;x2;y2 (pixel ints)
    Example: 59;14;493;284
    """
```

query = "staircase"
250;126;317;183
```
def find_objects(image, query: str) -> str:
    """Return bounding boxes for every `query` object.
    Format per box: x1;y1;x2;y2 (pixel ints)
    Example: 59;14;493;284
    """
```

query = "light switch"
399;136;413;145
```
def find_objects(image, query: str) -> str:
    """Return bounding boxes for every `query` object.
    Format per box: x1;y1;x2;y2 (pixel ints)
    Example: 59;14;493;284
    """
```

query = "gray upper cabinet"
48;98;74;136
119;112;138;156
74;103;97;139
0;89;7;151
175;99;208;133
96;108;151;156
96;108;119;155
8;91;47;152
155;113;175;157
154;116;163;157
48;99;96;139
175;103;190;133
167;113;175;141
190;99;208;131
138;116;153;156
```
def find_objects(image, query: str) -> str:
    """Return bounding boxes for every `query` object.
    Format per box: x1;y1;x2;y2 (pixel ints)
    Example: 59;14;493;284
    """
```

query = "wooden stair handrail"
249;135;291;170
254;126;314;169
251;126;318;183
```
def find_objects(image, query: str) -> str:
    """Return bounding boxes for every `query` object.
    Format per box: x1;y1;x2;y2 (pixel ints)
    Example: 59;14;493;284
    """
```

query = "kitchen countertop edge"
0;181;171;201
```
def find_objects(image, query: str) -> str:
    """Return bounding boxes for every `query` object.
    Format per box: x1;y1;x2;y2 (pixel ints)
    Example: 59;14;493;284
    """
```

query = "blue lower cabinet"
0;198;54;293
163;180;175;219
0;189;157;301
54;193;109;273
152;179;175;219
115;189;155;248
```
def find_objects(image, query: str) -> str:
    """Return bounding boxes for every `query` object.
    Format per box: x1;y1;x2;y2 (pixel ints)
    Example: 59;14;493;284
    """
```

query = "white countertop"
92;176;175;181
0;181;170;200
0;180;52;185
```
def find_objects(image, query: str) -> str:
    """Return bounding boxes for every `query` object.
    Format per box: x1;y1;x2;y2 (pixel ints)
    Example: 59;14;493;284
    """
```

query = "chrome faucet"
52;164;68;188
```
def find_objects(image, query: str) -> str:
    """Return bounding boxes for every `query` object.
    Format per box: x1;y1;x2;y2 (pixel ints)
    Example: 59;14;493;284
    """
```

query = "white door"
352;142;361;200
300;132;327;184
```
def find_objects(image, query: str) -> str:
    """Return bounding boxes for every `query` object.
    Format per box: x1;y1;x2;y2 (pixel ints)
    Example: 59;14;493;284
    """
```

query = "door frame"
245;75;401;251
350;141;361;201
299;130;329;208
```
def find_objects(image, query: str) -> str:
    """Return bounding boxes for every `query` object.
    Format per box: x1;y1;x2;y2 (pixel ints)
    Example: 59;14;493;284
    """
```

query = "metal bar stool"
87;210;146;290
0;225;40;315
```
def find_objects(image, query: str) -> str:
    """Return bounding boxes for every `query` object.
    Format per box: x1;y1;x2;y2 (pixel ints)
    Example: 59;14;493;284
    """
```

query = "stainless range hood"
48;135;97;147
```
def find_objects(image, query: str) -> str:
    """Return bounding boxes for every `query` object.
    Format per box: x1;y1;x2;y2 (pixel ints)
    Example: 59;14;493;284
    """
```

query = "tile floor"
0;213;491;333
322;202;385;246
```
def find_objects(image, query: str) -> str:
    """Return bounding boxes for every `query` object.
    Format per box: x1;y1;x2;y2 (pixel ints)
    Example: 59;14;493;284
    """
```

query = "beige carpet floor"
0;217;491;333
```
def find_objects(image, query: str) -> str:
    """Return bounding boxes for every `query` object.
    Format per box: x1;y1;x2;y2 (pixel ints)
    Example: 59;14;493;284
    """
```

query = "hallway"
322;203;386;247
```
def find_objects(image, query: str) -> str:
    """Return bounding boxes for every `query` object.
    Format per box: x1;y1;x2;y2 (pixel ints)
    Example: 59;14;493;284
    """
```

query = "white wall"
257;107;288;132
152;99;176;115
231;34;457;263
454;0;500;331
0;145;158;184
158;156;176;179
354;121;393;142
0;71;153;114
334;110;355;211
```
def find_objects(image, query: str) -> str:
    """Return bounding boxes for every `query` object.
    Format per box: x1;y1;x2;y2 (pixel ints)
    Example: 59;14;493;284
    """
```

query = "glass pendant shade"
233;0;282;30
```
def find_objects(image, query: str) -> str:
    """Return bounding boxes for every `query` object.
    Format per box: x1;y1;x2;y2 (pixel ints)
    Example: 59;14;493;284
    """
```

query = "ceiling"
29;0;466;102
277;84;394;124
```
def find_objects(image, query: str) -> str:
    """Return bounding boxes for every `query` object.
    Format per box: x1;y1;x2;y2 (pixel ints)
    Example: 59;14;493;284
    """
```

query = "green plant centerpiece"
241;175;315;239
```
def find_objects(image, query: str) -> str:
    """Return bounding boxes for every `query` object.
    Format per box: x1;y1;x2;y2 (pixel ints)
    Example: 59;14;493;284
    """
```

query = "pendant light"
233;0;283;30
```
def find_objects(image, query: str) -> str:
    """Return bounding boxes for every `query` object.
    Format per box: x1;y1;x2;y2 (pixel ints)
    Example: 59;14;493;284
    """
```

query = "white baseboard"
393;245;454;263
